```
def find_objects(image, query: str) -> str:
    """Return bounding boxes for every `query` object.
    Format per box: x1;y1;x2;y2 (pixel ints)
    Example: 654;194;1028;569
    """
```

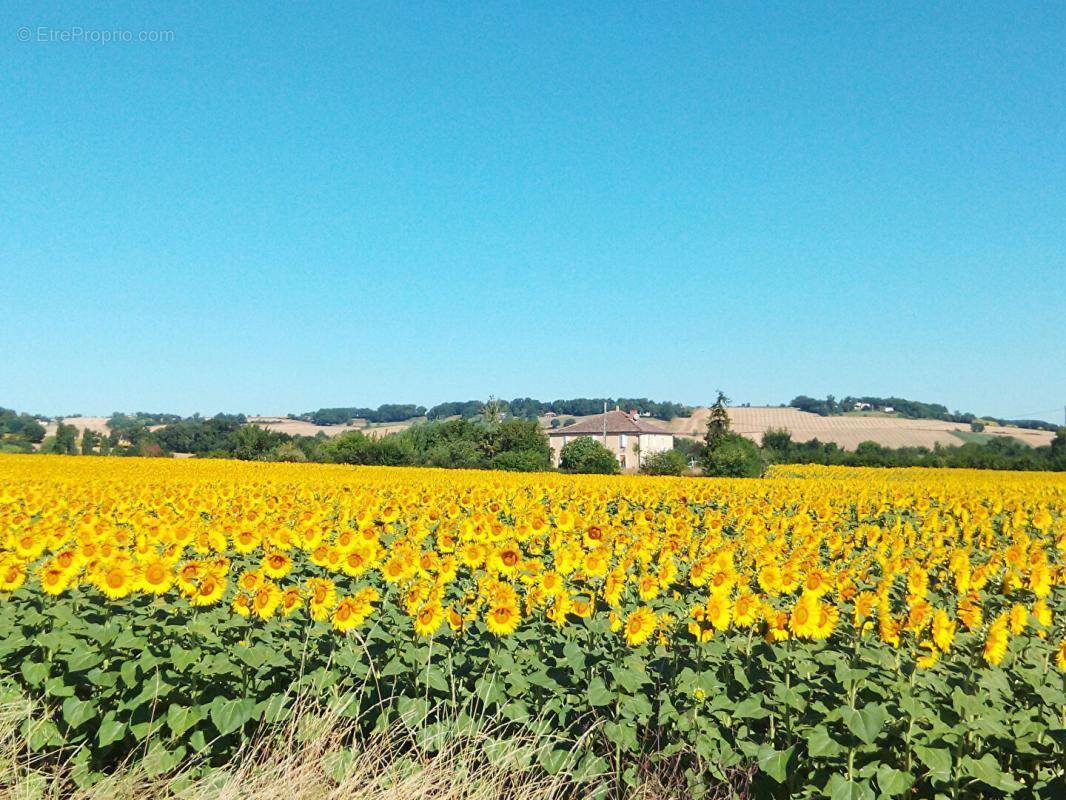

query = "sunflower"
733;592;761;627
1056;639;1066;673
95;558;134;600
757;564;782;596
983;613;1010;666
237;569;263;594
446;605;464;632
704;594;732;631
413;603;445;637
232;592;252;617
176;561;202;595
1031;599;1052;636
12;532;46;561
490;542;522;576
341;544;376;578
931;609;956;652
232;528;260;555
280;587;303;615
486;602;521;636
916;640;939;669
252;581;282;620
1008;603;1028;635
261;552;292;580
623;607;657;647
306;577;337;621
582;550;609;578
332;596;367;633
688;604;714;643
0;562;26;592
812;601;838;640
789;592;821;639
136;556;174;595
637;574;659;601
191;573;226;606
571;596;594;618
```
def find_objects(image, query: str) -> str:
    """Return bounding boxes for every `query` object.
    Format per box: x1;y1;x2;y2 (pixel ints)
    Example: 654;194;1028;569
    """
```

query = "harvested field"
666;407;1056;450
42;409;1056;453
247;416;419;438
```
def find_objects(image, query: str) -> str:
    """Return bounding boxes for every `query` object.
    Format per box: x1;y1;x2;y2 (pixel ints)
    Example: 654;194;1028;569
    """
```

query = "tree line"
788;394;1059;431
0;408;47;453
295;397;694;426
10;399;1066;476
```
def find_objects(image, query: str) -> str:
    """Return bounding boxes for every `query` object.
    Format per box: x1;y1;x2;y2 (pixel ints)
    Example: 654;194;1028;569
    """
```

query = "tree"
231;425;289;460
559;437;620;474
701;433;765;477
21;419;46;443
482;396;504;425
80;428;98;455
761;427;793;452
54;422;78;454
704;391;731;448
1049;429;1066;469
640;449;687;476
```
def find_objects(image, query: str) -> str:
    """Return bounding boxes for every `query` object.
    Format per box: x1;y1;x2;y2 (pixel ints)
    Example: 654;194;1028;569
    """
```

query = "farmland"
0;455;1064;797
45;407;1057;456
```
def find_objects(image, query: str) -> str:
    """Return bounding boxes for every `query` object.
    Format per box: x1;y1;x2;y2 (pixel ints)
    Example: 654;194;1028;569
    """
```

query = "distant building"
853;402;872;411
547;409;673;471
883;406;895;413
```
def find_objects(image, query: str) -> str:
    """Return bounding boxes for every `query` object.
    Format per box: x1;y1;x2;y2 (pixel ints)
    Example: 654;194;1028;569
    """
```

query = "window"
619;434;627;448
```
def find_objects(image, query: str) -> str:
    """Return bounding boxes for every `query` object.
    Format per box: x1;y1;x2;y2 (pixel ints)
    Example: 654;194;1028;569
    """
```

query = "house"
548;409;674;471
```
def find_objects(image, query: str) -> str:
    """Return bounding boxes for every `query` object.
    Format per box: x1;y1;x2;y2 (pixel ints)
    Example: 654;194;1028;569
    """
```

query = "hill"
41;406;1060;454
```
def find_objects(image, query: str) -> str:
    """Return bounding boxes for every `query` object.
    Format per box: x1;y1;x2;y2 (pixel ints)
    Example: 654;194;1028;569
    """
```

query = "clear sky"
2;3;1064;421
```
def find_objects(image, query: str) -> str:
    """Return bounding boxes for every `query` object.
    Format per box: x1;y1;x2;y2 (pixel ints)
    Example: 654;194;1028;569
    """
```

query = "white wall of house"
548;432;675;471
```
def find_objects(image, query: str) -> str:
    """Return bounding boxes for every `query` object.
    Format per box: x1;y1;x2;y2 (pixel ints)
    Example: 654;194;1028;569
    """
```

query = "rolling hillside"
667;407;1056;450
46;407;1056;453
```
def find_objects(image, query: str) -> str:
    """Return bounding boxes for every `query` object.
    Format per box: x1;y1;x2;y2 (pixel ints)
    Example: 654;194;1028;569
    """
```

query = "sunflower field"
0;454;1064;797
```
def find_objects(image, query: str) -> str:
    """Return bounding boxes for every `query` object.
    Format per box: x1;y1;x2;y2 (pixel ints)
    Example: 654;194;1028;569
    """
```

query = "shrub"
640;449;687;476
559;437;620;474
491;449;550;472
701;433;765;477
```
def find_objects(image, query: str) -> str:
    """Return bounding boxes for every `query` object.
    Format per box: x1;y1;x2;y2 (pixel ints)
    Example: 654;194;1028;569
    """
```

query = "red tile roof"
548;410;671;436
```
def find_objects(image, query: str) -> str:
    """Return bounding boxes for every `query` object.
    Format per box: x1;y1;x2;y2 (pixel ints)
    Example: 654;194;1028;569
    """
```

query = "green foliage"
321;417;549;472
789;395;1059;432
701;433;765;477
559;437;620;474
1;408;47;444
40;423;78;455
971;421;986;433
79;429;98;455
300;405;428;426
767;434;1066;472
704;391;731;449
761;427;793;452
152;415;246;454
427;398;694;421
639;449;687;476
2;575;1063;796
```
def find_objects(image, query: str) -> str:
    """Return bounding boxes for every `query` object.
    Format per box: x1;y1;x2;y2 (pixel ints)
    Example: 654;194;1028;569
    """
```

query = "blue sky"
2;3;1063;421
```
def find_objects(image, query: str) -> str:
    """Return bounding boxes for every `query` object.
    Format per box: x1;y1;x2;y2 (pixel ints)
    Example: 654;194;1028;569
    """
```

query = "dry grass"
0;691;749;800
0;696;586;800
